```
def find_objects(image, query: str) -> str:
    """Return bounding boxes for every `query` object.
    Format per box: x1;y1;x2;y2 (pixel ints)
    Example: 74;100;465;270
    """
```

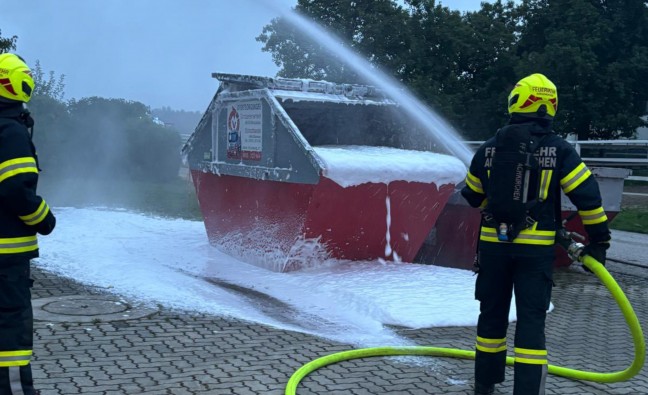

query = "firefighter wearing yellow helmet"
461;73;610;395
508;73;558;118
0;53;56;395
0;53;35;103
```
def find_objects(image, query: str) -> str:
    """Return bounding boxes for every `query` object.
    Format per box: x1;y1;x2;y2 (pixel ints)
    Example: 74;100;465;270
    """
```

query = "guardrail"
464;139;648;181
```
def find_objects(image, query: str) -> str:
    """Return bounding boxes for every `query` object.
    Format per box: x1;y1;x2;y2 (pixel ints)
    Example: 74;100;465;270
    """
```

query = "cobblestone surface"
29;249;648;395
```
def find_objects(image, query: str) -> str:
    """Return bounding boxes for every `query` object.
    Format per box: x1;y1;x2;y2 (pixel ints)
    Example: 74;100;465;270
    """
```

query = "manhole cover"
33;295;158;323
43;299;128;316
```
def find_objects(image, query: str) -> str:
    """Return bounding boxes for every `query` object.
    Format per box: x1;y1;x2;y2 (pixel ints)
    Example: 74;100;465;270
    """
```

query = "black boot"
475;382;495;395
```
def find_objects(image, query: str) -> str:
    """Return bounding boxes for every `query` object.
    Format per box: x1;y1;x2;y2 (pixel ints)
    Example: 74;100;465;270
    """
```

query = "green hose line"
285;255;645;395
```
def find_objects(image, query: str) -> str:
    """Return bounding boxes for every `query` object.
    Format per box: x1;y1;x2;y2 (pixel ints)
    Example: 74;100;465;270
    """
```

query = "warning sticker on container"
227;101;263;161
226;106;241;159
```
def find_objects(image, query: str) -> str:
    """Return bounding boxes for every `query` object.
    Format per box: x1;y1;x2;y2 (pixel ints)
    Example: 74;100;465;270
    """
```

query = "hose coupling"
556;228;586;262
566;241;585;262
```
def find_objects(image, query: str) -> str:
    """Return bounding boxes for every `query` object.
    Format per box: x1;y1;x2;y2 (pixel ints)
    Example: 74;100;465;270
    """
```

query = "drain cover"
33;295;158;323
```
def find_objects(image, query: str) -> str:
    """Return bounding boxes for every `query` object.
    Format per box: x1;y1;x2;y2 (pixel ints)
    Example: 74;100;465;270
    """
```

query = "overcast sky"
3;0;484;112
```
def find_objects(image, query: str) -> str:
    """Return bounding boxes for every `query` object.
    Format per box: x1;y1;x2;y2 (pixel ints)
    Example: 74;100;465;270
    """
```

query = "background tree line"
1;30;186;183
3;0;647;184
257;0;648;141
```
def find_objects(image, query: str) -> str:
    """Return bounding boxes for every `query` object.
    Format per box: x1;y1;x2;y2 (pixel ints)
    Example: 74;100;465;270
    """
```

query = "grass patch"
610;207;648;234
38;176;202;220
37;174;648;235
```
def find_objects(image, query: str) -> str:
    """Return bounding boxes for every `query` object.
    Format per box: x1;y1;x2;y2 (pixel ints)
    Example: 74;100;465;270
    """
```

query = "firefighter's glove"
582;241;609;266
36;211;56;235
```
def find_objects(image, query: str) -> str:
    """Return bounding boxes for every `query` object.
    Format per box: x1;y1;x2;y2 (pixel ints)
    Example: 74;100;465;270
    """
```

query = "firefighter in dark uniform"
0;53;56;395
461;73;611;395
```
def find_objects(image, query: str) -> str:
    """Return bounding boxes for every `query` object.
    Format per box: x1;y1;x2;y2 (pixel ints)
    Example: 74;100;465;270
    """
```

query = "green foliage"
38;176;202;220
30;94;74;172
257;0;410;83
25;66;183;183
403;1;472;120
0;29;17;53
62;97;182;182
516;0;648;139
31;60;66;101
404;0;520;140
1;30;190;211
257;0;648;141
610;207;648;234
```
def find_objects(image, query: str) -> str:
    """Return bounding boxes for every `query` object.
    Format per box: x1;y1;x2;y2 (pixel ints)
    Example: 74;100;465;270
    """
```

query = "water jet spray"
262;2;474;165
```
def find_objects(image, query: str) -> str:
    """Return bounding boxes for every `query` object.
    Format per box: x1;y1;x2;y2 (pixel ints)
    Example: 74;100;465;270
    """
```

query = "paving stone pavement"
30;254;648;395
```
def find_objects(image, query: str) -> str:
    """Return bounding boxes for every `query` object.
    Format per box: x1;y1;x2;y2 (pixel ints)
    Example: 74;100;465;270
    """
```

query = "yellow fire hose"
285;254;646;394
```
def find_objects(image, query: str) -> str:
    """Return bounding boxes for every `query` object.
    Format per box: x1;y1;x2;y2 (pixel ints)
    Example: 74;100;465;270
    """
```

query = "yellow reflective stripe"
480;227;500;242
514;347;547;365
476;336;507;353
19;200;50;226
560;163;591;193
579;207;608;225
480;227;555;245
539;170;552;201
515;347;547;355
0;236;38;254
0;350;32;367
0;157;38;183
479;198;488;209
465;172;484;194
513;232;556;245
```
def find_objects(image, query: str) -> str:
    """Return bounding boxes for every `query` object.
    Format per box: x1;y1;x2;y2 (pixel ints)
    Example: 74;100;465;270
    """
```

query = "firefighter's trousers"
0;260;36;395
474;249;554;395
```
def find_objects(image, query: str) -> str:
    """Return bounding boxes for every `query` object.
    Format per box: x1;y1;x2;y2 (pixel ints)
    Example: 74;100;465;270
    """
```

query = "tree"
30;60;65;101
0;29;17;53
257;0;522;140
66;97;182;182
454;1;521;139
29;94;73;174
23;62;71;174
404;0;520;139
403;1;473;123
258;0;648;141
257;0;410;83
515;0;648;139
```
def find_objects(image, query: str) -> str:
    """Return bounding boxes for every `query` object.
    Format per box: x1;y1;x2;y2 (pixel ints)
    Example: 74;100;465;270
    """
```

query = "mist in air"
7;0;490;347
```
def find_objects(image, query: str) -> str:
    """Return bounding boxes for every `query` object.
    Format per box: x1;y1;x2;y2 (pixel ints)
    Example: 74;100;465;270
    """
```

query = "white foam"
314;146;467;187
35;207;518;346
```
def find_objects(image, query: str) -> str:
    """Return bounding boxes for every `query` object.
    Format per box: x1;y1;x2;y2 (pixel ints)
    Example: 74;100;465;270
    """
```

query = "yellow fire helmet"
508;73;558;118
0;53;35;103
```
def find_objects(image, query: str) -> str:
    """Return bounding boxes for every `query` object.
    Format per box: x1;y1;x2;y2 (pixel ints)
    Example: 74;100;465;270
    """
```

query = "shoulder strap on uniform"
525;133;553;219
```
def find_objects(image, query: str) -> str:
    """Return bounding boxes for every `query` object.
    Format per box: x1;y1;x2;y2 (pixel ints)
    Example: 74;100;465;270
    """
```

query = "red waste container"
183;73;466;271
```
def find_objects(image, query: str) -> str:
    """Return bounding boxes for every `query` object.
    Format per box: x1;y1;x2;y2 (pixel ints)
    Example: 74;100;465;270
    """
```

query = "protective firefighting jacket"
461;120;611;249
0;105;55;262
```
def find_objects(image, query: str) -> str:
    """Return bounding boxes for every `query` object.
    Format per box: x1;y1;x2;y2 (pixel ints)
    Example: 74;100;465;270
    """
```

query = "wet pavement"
620;184;648;208
29;226;648;395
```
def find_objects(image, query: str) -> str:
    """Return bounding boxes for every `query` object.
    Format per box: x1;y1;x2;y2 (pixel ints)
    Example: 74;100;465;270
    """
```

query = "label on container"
227;101;263;161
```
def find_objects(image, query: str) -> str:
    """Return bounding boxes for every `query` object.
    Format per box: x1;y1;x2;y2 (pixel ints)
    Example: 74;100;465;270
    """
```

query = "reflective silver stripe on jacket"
0;158;38;183
0;236;38;254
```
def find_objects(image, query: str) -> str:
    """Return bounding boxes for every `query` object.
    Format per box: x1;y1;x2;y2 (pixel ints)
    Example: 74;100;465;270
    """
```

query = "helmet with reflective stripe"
0;53;35;103
508;73;557;119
